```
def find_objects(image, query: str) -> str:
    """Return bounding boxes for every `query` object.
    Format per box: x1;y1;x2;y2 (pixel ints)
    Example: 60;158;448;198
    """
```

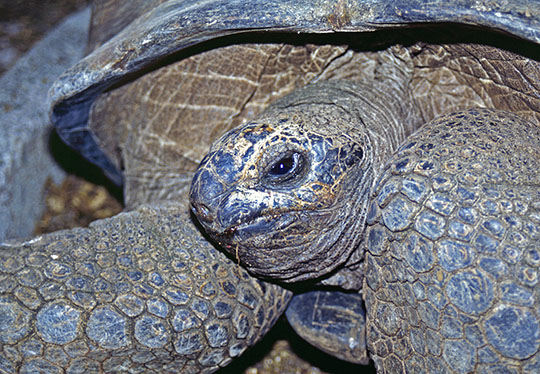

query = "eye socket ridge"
265;151;306;184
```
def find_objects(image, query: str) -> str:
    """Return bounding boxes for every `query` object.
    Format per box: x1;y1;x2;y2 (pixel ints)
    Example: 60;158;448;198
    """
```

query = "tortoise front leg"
364;109;540;373
0;204;291;373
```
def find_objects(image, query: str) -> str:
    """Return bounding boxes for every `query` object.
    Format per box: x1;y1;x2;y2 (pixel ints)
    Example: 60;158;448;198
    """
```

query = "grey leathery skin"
286;290;369;364
363;109;540;372
190;80;416;283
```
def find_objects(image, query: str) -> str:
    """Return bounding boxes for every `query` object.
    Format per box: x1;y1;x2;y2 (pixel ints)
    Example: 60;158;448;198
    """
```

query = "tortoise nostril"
192;202;214;223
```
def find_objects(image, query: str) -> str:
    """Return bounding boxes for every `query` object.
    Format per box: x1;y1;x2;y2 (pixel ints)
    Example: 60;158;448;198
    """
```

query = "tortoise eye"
265;152;305;184
269;155;296;176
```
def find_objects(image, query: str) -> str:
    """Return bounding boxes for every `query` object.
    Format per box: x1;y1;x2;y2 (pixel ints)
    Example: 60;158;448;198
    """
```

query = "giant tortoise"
1;0;540;373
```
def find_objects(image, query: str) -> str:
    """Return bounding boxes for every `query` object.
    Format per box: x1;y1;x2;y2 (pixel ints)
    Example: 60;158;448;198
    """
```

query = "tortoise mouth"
212;210;300;249
213;209;349;282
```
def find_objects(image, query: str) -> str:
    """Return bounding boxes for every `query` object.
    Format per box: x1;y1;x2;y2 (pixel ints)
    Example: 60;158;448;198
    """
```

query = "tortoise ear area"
341;143;364;167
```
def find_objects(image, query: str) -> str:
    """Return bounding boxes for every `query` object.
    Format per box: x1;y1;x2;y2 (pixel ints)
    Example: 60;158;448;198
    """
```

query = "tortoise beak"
189;159;225;226
191;182;272;237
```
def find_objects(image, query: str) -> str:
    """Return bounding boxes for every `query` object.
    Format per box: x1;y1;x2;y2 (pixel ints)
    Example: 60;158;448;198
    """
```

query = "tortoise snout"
190;157;226;226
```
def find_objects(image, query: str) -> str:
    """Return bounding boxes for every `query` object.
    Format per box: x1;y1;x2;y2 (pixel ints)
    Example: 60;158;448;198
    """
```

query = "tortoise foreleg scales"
0;204;291;373
364;109;540;373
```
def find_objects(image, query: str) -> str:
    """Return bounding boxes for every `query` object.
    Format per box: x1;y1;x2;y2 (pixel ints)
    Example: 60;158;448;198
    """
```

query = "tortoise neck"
261;78;418;283
307;50;421;285
361;46;422;176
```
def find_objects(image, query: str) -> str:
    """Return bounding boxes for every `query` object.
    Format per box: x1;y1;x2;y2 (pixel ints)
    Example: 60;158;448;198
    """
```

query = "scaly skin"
0;204;291;373
190;79;540;372
364;109;540;373
190;78;416;362
7;1;538;370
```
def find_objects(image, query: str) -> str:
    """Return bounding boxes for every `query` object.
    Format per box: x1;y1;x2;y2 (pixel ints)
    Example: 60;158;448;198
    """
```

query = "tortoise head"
190;82;375;282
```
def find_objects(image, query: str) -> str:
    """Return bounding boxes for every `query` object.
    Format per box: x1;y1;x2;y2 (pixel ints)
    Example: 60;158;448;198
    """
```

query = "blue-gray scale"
364;109;540;372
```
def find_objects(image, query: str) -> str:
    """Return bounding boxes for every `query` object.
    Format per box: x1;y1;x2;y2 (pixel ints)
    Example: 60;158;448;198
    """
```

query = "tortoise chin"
191;196;321;276
192;191;360;282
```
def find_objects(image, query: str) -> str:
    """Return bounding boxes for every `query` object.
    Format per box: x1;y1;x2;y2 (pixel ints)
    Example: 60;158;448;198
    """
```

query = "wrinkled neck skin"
190;58;419;286
318;52;422;289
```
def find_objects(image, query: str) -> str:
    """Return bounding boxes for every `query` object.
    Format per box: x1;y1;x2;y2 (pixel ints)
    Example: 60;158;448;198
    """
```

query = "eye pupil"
270;156;295;176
